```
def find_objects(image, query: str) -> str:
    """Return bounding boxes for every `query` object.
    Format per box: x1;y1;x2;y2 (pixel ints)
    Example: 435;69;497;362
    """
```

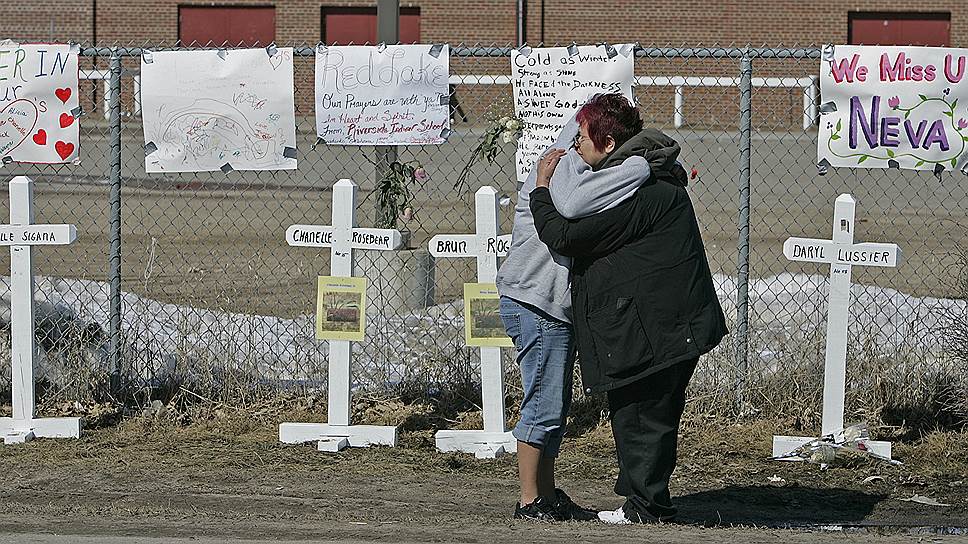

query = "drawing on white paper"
141;48;297;172
152;98;290;170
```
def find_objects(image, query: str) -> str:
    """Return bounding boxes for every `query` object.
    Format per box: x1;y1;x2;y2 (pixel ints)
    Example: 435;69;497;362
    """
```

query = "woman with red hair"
530;93;727;524
496;93;653;521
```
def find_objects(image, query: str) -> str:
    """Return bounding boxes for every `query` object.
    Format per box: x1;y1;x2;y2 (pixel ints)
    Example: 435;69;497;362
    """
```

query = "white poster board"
512;44;635;183
141;48;297;173
0;43;79;164
315;44;450;145
819;44;968;172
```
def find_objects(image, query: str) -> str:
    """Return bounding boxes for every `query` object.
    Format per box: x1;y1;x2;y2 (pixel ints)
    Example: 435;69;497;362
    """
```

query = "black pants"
607;358;698;522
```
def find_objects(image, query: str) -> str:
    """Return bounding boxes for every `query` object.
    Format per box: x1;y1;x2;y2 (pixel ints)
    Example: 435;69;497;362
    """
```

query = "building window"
848;12;951;47
322;7;421;44
179;6;277;47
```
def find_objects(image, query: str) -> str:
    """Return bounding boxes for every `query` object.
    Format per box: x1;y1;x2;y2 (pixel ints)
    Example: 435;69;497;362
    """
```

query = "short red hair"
575;93;643;152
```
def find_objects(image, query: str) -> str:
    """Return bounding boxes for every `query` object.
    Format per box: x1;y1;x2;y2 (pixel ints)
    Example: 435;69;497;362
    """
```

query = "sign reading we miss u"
819;44;968;171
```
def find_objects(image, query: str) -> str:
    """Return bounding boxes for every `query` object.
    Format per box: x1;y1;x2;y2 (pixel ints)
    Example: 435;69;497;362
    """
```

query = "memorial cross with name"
0;176;82;445
279;178;404;452
772;194;902;460
429;186;515;458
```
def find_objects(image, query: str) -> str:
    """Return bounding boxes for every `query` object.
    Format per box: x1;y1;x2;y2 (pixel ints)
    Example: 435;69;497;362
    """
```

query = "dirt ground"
1;406;967;543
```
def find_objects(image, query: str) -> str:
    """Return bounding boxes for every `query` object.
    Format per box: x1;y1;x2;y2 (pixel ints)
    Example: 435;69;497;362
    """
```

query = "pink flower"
413;167;429;183
959;118;968;130
690;167;698;180
888;96;900;109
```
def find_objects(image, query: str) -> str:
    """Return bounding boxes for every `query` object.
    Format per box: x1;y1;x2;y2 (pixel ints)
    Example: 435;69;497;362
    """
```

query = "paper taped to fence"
0;43;79;164
819;44;968;172
463;283;513;348
317;276;367;341
512;44;635;183
315;45;450;145
140;48;297;172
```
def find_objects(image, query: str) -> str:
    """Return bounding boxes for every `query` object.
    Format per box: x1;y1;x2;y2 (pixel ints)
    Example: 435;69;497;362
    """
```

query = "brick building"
2;2;964;128
2;2;964;48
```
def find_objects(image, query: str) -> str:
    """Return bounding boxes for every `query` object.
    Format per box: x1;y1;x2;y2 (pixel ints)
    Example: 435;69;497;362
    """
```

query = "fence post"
108;48;124;396
375;0;400;227
734;51;753;415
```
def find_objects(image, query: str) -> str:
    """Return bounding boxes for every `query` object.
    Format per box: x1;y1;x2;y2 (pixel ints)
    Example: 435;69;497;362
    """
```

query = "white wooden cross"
429;186;516;458
772;194;902;460
279;178;404;452
0;176;82;445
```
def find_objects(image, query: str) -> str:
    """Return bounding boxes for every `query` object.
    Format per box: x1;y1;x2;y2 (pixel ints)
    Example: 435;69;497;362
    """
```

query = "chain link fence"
2;43;966;424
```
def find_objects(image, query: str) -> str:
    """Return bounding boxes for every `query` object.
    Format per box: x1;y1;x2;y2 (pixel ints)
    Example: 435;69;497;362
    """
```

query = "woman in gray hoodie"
496;94;651;521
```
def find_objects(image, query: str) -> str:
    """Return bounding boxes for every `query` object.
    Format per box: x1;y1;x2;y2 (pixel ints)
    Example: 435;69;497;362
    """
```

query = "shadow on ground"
676;485;886;527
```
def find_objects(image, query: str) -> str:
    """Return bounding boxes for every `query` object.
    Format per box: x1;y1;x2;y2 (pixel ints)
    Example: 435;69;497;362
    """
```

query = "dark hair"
575;93;643;152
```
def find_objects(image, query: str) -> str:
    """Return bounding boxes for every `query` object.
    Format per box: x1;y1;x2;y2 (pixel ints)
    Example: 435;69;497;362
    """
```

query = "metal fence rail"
1;43;964;422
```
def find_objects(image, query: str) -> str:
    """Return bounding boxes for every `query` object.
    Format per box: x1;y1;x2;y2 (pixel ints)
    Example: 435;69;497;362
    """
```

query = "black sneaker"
514;496;565;521
554;488;599;521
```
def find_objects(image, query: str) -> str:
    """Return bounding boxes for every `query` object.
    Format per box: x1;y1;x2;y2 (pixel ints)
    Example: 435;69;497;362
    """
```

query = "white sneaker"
597;507;633;525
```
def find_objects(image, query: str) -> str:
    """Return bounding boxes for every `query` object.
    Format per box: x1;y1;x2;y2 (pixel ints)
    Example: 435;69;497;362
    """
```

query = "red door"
849;12;950;47
322;7;420;44
179;6;276;47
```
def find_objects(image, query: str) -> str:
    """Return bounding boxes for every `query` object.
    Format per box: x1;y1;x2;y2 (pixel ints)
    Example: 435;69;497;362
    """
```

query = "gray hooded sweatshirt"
495;115;652;323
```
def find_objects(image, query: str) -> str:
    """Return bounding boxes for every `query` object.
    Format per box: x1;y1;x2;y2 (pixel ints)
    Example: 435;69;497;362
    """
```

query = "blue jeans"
499;296;576;458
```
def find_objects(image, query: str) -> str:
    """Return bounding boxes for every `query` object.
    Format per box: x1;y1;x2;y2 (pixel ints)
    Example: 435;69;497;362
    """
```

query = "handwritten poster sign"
317;276;367;342
0;43;79;164
819;44;968;172
141;48;297;173
315;44;450;145
512;44;634;182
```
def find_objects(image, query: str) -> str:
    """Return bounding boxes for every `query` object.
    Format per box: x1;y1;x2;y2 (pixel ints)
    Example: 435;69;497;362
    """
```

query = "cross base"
772;435;892;461
278;423;398;450
0;417;82;445
435;430;517;459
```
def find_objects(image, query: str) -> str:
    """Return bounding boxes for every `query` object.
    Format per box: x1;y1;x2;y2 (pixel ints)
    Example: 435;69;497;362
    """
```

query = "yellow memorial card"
463;283;513;348
316;276;367;341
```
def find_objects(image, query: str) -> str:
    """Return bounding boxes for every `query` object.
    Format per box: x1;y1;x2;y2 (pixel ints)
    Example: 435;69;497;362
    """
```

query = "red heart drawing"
55;141;75;160
32;129;47;146
59;113;75;128
55;88;72;104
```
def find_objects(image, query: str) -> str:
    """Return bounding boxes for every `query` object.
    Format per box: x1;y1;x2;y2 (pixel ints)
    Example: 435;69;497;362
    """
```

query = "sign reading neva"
819;44;968;171
0;43;79;164
512;44;634;183
315;45;450;145
1;176;81;445
773;194;902;460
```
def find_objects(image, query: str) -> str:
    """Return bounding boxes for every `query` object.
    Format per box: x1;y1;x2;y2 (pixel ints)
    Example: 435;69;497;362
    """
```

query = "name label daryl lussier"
783;237;901;268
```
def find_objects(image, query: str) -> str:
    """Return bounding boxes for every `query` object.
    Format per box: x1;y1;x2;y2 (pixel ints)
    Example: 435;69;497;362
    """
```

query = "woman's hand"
536;149;567;188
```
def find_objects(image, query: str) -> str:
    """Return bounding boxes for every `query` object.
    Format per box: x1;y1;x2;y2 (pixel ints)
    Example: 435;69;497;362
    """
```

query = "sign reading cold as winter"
0;43;79;164
315;45;451;145
819;44;968;172
512;44;634;182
